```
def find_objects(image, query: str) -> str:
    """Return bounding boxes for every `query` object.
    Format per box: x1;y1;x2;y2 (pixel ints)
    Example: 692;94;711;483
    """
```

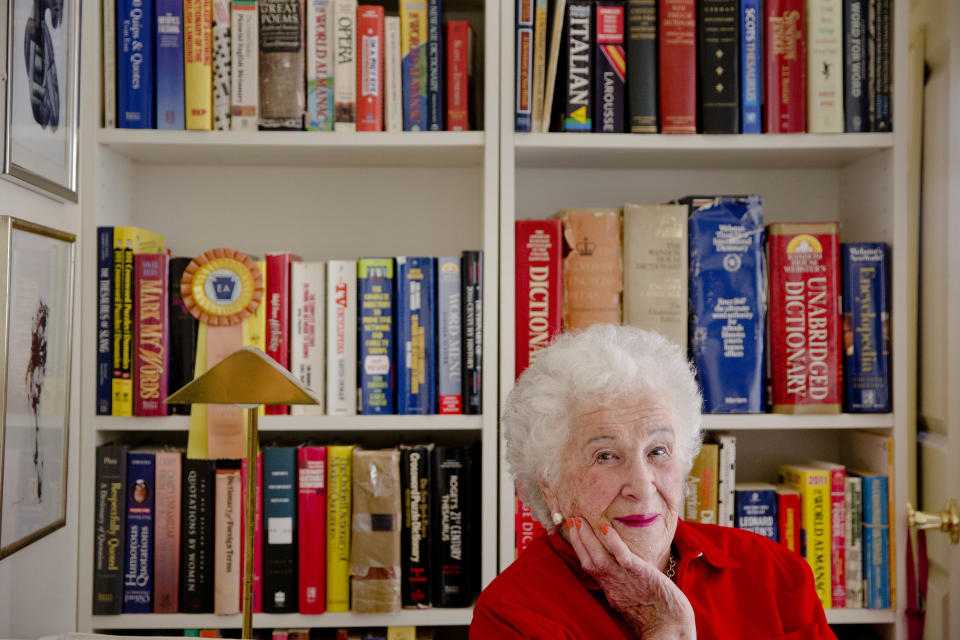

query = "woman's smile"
614;514;659;527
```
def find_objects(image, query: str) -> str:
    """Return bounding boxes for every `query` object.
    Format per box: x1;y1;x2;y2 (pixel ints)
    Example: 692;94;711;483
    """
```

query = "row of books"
140;627;435;638
106;0;479;131
92;442;481;615
95;227;484;416
516;0;892;133
515;197;891;414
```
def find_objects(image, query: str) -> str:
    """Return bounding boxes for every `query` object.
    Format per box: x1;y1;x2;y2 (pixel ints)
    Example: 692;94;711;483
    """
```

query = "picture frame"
0;216;75;559
1;0;81;202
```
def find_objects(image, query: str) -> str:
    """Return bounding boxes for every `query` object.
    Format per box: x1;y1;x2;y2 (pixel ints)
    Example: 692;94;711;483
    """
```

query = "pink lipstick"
615;514;659;528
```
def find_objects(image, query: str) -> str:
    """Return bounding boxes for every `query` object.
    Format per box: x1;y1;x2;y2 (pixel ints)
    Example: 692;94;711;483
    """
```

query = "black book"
431;446;470;607
698;0;740;133
465;441;482;600
401;443;434;608
262;446;298;613
844;0;869;131
874;0;891;131
593;1;627;133
179;457;216;613
168;257;198;414
461;251;483;414
93;442;128;614
626;0;658;132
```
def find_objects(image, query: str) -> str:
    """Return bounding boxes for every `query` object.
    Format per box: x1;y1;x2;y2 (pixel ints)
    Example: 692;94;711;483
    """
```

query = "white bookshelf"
90;609;474;631
94;415;485;433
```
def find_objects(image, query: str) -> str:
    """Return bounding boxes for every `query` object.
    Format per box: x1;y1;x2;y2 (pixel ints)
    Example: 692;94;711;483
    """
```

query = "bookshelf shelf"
90;608;475;630
514;133;895;169
824;609;897;625
701;413;895;431
94;414;484;433
96;129;487;168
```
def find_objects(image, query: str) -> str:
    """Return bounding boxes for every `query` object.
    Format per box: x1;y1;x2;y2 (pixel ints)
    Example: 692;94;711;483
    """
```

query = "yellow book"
326;444;355;611
684;443;718;524
185;0;213;129
387;627;416;640
779;464;832;609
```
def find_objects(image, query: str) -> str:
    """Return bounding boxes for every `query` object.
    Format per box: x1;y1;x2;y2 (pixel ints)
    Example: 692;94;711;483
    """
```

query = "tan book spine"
214;468;242;614
153;450;182;613
685;443;719;524
350;448;401;613
554;208;623;330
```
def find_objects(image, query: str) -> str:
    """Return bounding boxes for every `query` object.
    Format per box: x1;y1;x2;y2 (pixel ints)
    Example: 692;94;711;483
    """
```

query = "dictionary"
93;443;128;614
401;444;434;607
437;257;463;413
515;220;562;378
593;1;626;133
554;208;622;330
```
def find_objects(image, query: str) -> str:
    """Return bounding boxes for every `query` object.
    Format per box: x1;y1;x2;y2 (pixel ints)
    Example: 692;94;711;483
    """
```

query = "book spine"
358;258;396;414
842;243;890;412
169;257;199;415
564;0;593;131
214;468;243;614
427;0;444;129
432;447;468;606
291;262;326;415
357;5;385;131
740;0;762;132
401;444;433;607
334;0;358;131
715;434;736;527
626;0;658;132
260;0;307;127
764;0;805;132
685;444;718;524
780;467;832;609
326;260;358;415
156;0;186;129
806;0;843;132
446;21;472;130
700;0;740;133
103;0;117;127
118;0;156;128
541;0;568;130
351;448;402;613
861;474;890;608
400;0;429;130
559;209;622;329
531;0;549;131
385;16;404;131
96;228;114;415
734;486;778;540
844;476;864;607
119;236;134;415
123;451;156;612
437;257;463;413
93;443;128;614
397;257;437;414
133;254;170;417
593;1;626;133
866;0;876;129
874;0;890;130
180;458;216;613
826;466;847;608
307;0;335;131
767;223;842;413
326;445;354;612
232;0;260;130
298;446;327;614
111;232;126;415
515;496;545;555
241;453;265;612
658;0;696;133
842;0;868;131
461;251;483;415
516;0;535;131
153;451;182;613
185;0;214;129
213;0;232;130
266;253;300;415
776;488;801;553
263;447;299;613
514;220;562;377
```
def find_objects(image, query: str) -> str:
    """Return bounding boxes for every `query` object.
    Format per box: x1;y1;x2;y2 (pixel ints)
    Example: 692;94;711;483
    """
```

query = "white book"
291;262;326;415
384;16;403;132
806;0;844;132
213;469;242;614
844;475;864;608
231;0;259;131
714;433;737;527
212;0;232;130
333;0;358;131
102;0;117;127
326;260;357;415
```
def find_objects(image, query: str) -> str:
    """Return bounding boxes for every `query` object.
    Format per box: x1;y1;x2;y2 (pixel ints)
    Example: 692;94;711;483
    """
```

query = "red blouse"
471;519;837;640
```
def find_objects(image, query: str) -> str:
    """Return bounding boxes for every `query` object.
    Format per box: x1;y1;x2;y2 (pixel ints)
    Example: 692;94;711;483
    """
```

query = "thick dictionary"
93;443;128;614
426;0;444;129
764;0;806;132
515;220;562;378
260;0;307;128
397;257;437;414
554;208;622;330
401;444;434;607
563;0;593;131
659;0;697;133
351;448;402;613
842;243;890;412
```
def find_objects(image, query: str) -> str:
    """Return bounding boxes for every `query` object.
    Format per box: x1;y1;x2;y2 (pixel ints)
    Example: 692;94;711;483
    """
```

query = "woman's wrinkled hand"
566;517;697;640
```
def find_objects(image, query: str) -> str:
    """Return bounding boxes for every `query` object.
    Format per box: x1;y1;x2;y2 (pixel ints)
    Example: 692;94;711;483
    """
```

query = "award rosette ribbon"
181;249;264;459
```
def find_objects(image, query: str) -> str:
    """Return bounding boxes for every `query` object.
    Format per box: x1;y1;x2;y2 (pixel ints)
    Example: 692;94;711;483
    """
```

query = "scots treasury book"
359;258;396;414
214;466;242;614
96;227;114;415
326;445;355;612
401;443;434;607
291;262;326;415
687;196;765;413
741;0;763;133
154;449;183;613
806;0;843;132
307;0;335;131
437;257;463;413
118;0;156;128
357;5;385;131
659;0;697;133
334;0;358;131
779;464;832;609
515;220;562;378
263;446;298;613
516;0;535;131
594;1;627;133
133;253;170;417
232;0;260;131
397;257;437;414
462;251;484;414
93;443;128;614
400;0;429;130
554;208;622;329
265;252;302;415
564;0;593;131
764;0;805;132
123;449;156;613
734;482;778;541
699;0;740;133
843;0;868;131
627;0;658;132
180;458;216;613
298;446;327;614
213;0;233;130
849;469;890;609
842;243;890;412
156;0;186;129
327;260;358;415
185;0;213;130
426;0;444;129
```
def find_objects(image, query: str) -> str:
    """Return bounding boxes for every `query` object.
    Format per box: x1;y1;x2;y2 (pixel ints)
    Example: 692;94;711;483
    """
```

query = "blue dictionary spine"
734;484;778;541
397;257;437;414
97;227;114;415
123;450;156;612
842;243;890;412
740;0;762;133
853;472;890;609
262;447;298;613
427;0;444;129
437;257;462;414
155;0;185;128
843;0;868;131
688;196;765;413
358;258;396;414
118;0;156;128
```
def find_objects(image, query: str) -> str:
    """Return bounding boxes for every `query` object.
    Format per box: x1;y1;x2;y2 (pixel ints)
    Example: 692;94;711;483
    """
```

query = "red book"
133;253;170;416
658;0;697;133
298;446;327;614
446;20;475;131
775;484;801;555
764;0;805;132
357;5;384;131
515;220;562;379
153;450;181;612
265;252;301;415
241;453;264;613
811;461;847;608
767;223;842;413
515;495;545;556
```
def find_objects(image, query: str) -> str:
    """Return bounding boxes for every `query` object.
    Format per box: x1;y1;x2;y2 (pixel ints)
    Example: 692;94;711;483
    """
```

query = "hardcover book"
593;1;626;133
265;252;302;415
154;450;183;613
874;0;891;131
326;445;355;611
386;16;404;131
263;447;299;613
806;0;844;132
180;458;216;613
842;243;890;412
214;467;242;614
133;253;170;417
554;208;622;329
734;482;778;540
397;257;437;414
516;0;535;131
103;0;117;127
515;220;562;378
118;0;156;128
232;0;260;130
260;0;306;128
359;258;396;414
96;228;114;415
842;0;868;131
307;0;335;130
542;0;568;130
156;0;186;129
446;21;476;131
844;475;864;607
298;446;327;614
775;483;801;554
626;0;658;132
93;443;128;614
426;0;444;129
291;262;326;414
685;444;718;524
400;0;429;130
713;433;737;527
531;0;549;131
334;0;359;131
764;0;806;132
185;0;214;129
432;446;471;606
213;0;233;130
351;448;402;613
778;464;832;609
699;0;740;133
327;260;358;415
358;6;386;131
437;257;463;413
123;449;156;612
810;460;848;608
740;0;763;132
461;251;484;414
849;469;890;608
658;0;697;133
401;443;433;607
563;0;593;131
169;257;199;415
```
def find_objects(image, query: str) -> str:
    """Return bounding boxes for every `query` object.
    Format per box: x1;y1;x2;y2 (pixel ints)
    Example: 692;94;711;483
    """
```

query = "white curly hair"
503;324;704;530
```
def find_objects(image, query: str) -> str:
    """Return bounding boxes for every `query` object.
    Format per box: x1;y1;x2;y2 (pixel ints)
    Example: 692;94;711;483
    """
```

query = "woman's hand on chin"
566;517;696;640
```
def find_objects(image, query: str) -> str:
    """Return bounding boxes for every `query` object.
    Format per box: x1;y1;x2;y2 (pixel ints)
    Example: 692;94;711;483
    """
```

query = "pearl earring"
552;512;563;526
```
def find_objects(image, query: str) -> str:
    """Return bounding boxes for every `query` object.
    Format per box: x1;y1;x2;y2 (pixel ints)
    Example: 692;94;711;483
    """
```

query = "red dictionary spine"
357;5;384;131
153;450;181;612
298;446;327;614
241;453;264;612
133;253;170;416
658;0;697;133
825;466;847;607
764;0;805;132
446;20;472;131
776;487;802;554
265;253;301;415
515;495;545;556
514;220;562;379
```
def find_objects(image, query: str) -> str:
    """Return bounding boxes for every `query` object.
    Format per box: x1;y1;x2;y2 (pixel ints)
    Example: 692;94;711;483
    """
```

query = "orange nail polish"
601;524;609;536
566;517;575;530
575;518;583;530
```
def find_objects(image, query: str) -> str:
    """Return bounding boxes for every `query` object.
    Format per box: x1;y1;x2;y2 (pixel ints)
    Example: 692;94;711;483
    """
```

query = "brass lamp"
166;346;321;639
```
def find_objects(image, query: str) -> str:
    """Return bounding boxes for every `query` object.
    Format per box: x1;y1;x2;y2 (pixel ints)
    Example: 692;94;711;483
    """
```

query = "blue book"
427;0;444;129
437;257;462;414
155;0;185;129
850;470;890;609
842;243;890;412
397;257;437;414
96;227;114;415
358;258;396;414
123;449;155;613
740;0;762;133
118;0;156;128
687;196;765;413
262;447;298;613
734;482;777;541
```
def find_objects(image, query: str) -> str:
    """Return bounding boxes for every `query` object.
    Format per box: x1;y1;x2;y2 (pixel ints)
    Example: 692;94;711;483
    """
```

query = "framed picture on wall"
1;0;81;202
0;216;75;559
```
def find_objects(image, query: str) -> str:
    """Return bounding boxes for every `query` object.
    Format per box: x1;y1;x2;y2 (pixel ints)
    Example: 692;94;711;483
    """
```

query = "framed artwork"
1;0;81;202
0;216;75;559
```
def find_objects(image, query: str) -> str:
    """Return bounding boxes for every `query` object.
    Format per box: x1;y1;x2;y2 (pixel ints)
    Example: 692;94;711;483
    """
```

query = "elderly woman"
472;325;835;639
